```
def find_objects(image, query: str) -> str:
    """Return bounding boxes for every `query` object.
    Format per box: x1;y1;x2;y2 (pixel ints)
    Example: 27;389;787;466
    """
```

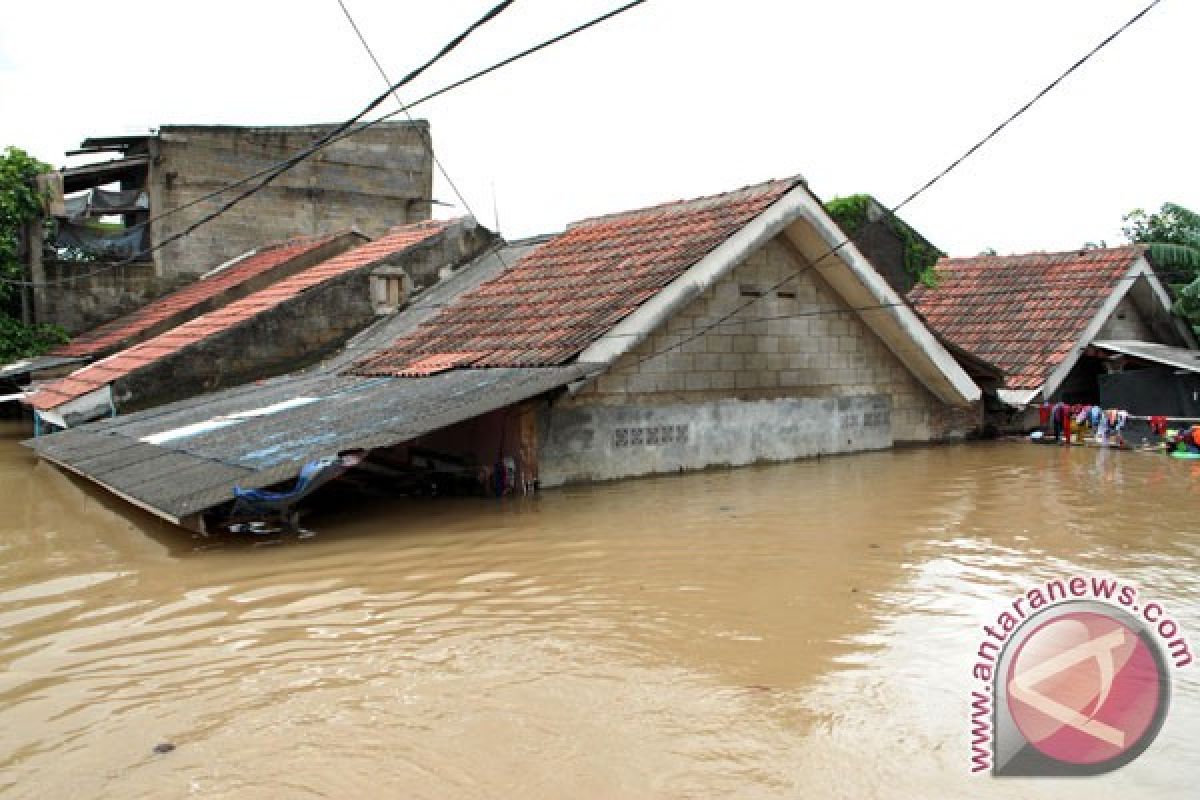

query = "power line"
12;0;652;289
630;0;1165;368
12;0;516;288
891;0;1162;217
127;0;516;275
333;0;479;225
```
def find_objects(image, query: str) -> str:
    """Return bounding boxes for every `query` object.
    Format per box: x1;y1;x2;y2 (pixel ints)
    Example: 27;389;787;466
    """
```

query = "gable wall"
1097;293;1157;341
540;236;978;485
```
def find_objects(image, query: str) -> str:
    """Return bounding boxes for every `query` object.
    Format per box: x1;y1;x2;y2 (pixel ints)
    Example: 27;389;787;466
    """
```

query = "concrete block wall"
34;262;193;335
1097;294;1156;341
541;235;974;485
149;123;433;276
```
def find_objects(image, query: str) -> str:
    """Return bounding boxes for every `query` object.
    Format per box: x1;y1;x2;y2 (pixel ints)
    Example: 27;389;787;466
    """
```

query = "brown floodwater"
1;419;1197;798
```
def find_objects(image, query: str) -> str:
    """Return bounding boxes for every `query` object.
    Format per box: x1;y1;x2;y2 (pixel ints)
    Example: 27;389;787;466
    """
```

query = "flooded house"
909;246;1200;428
28;175;983;532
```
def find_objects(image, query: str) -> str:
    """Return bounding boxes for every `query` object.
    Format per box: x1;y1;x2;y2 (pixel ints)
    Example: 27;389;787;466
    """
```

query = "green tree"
0;146;68;362
1122;202;1200;334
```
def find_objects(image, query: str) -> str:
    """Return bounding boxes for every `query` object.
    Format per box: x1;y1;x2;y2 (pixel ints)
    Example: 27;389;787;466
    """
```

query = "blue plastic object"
232;457;342;513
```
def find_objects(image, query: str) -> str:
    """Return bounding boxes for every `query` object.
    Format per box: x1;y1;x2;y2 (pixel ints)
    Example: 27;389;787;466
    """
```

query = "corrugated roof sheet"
1092;339;1200;374
908;246;1144;390
30;219;453;411
0;354;87;381
351;178;803;375
53;233;347;358
31;365;592;520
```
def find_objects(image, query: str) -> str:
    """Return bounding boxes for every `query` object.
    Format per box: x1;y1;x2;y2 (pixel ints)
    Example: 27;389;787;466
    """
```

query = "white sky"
1;0;1196;257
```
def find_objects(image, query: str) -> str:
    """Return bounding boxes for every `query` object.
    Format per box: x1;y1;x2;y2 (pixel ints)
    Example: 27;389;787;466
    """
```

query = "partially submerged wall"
540;235;978;486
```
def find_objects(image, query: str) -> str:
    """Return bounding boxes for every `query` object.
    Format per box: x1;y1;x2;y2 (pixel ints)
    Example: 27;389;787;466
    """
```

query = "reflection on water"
0;421;1197;798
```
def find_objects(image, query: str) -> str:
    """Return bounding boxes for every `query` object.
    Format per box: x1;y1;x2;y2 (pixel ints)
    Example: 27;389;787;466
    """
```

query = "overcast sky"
2;0;1196;257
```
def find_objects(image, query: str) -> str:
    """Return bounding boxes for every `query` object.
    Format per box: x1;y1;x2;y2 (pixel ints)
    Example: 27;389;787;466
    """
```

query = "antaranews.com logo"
969;576;1192;776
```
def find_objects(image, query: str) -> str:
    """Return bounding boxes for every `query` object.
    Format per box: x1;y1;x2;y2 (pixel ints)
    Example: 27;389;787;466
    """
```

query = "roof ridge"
937;244;1145;265
382;217;461;237
569;175;806;228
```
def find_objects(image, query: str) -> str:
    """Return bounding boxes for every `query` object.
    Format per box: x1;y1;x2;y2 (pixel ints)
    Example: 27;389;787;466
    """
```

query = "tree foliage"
1122;202;1200;249
0;146;68;360
1122;202;1200;333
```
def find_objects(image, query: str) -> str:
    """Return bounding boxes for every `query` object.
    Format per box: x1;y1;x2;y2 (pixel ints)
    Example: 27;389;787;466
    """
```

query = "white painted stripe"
140;396;320;445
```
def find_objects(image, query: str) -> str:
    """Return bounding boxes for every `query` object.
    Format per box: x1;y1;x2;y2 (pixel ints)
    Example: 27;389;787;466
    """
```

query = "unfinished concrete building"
30;121;434;333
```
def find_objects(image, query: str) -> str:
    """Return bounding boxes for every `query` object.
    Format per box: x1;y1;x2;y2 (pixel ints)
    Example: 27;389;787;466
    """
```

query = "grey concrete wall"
540;234;977;486
540;395;892;486
1097;294;1156;341
34;262;193;335
149;122;433;276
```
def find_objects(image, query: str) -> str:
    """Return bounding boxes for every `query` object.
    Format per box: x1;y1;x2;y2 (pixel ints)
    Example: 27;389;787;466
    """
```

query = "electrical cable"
628;0;1165;368
11;0;652;288
11;0;517;287
334;0;479;224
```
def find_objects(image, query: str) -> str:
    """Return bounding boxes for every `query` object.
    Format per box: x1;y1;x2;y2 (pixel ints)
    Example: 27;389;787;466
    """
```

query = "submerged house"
909;246;1199;426
29;175;981;531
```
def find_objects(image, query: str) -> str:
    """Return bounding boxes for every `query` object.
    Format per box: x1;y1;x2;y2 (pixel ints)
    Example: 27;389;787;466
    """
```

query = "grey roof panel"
24;235;593;526
27;365;593;521
1;355;87;380
1092;340;1200;374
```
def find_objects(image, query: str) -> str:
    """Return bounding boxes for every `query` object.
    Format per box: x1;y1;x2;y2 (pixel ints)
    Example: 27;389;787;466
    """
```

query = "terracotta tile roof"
908;246;1145;390
31;220;453;411
351;177;803;376
52;233;346;358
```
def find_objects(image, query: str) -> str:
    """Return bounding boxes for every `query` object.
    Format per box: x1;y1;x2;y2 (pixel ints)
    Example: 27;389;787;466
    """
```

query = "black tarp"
1098;367;1200;417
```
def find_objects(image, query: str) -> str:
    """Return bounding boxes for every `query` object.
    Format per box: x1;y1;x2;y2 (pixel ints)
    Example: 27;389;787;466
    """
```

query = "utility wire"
126;0;516;274
12;0;516;288
11;0;652;288
628;0;1164;368
333;0;479;225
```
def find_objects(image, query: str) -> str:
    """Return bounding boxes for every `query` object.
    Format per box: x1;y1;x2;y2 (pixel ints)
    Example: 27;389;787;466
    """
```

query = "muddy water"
1;421;1198;798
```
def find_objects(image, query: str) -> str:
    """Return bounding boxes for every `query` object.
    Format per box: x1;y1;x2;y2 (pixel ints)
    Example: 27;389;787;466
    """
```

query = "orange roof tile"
908;246;1145;390
351;178;802;376
31;220;452;411
52;233;346;358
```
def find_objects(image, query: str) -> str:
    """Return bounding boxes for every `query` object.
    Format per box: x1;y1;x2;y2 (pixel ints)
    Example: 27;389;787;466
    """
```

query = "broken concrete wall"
149;122;434;277
539;234;979;486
